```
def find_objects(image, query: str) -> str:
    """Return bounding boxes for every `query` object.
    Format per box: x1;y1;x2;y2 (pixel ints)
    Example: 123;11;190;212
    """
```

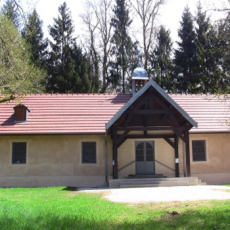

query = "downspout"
104;130;108;186
183;141;187;177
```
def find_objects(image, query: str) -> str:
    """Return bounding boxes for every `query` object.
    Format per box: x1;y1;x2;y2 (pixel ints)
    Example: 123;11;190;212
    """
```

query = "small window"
82;142;96;164
12;142;27;164
192;140;206;161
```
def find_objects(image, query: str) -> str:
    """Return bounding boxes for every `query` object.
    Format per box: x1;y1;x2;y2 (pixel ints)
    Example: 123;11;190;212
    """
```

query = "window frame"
192;140;207;162
12;142;27;164
81;141;97;164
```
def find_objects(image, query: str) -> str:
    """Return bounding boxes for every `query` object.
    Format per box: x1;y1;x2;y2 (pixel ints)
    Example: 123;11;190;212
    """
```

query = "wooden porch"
106;81;198;180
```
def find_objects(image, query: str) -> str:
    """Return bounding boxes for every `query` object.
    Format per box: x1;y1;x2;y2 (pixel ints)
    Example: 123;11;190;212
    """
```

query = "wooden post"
112;129;118;179
175;135;179;177
185;131;191;177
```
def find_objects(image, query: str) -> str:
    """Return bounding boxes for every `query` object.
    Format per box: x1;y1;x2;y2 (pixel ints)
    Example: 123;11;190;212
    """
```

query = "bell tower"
132;62;149;95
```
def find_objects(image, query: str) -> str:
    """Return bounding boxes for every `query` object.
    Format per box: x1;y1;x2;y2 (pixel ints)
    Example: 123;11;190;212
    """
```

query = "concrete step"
120;181;190;188
127;174;167;179
109;177;206;188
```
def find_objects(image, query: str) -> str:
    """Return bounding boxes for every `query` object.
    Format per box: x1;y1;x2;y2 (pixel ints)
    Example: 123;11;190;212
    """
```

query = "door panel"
136;141;155;175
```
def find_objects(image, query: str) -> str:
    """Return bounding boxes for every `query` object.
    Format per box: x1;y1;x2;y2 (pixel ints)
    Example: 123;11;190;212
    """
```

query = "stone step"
109;177;206;188
120;181;190;188
127;174;166;179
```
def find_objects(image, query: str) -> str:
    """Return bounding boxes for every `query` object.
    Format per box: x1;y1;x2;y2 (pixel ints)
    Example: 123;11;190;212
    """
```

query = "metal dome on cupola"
132;61;149;95
132;61;148;79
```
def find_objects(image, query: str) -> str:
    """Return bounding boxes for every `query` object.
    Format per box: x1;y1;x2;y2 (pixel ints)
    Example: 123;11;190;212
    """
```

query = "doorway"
135;141;155;175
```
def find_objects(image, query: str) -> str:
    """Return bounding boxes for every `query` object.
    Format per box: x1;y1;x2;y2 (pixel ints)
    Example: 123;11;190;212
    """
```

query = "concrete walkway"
79;185;230;203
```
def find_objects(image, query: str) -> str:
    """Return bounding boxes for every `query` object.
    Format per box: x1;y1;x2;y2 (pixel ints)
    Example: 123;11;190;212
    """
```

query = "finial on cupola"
132;61;149;95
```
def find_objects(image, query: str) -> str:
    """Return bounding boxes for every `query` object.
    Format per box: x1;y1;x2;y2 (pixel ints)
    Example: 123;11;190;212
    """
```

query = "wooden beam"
122;94;152;128
175;135;179;177
130;110;171;115
117;130;130;148
118;126;188;132
126;134;175;139
164;137;175;149
184;131;191;177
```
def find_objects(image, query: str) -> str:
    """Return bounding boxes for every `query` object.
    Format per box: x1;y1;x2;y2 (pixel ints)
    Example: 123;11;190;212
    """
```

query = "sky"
0;0;228;44
33;0;228;43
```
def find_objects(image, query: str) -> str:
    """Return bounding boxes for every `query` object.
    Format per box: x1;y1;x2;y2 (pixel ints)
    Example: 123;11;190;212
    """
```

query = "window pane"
82;142;96;164
12;142;26;164
146;142;154;161
136;149;144;161
192;140;206;161
136;143;144;161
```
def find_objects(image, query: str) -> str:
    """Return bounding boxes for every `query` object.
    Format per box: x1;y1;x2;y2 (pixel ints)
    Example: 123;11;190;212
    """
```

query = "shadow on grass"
0;209;230;230
61;186;78;191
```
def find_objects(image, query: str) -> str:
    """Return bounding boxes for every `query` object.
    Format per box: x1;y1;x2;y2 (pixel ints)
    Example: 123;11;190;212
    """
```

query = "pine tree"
22;9;48;69
110;0;134;93
150;26;173;91
194;3;230;93
1;0;20;28
174;6;197;93
47;2;95;93
215;19;230;93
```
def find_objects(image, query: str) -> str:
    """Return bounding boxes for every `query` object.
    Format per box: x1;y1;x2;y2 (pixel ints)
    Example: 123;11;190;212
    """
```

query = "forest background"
0;0;229;102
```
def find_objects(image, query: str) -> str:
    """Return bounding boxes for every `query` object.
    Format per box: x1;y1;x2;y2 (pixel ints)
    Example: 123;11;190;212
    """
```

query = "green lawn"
0;187;230;230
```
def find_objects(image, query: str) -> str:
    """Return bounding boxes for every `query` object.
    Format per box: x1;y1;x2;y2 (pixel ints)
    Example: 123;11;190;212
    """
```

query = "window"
192;140;206;161
12;142;27;164
82;142;96;164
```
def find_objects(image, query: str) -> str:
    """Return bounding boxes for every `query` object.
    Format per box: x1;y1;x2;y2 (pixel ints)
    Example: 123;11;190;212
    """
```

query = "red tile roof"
0;93;229;134
0;94;131;134
171;94;230;133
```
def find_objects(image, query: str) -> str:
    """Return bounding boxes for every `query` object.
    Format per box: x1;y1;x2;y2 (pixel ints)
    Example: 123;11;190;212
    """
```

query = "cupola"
132;62;149;95
14;104;30;122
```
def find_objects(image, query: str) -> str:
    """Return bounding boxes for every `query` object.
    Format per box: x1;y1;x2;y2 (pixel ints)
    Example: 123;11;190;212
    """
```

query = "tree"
150;25;173;91
174;6;197;93
0;0;21;28
92;0;113;92
47;2;97;93
130;0;165;70
80;0;103;92
193;3;217;93
0;16;45;102
110;0;135;93
22;9;48;69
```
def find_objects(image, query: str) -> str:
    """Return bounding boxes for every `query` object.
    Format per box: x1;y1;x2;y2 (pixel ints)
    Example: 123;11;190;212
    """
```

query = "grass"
0;187;230;230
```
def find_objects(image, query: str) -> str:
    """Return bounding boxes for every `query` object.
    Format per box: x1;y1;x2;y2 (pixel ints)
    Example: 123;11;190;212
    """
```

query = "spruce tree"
215;20;230;93
150;26;173;91
47;2;95;93
110;0;134;93
174;6;197;93
194;4;216;93
22;9;48;69
194;3;230;93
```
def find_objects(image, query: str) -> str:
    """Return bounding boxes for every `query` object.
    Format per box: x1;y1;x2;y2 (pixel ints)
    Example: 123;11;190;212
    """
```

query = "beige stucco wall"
0;132;229;187
117;138;176;178
189;133;230;185
116;133;230;185
0;135;108;187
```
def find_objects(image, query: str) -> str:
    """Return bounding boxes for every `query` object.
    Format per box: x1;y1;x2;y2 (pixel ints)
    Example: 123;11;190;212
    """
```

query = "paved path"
79;185;230;203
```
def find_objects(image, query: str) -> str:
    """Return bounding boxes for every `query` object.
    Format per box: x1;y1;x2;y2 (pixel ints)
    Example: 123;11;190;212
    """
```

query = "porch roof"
106;80;198;131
